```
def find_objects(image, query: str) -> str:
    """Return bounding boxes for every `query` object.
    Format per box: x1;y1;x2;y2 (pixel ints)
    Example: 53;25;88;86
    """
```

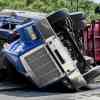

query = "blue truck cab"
3;21;44;73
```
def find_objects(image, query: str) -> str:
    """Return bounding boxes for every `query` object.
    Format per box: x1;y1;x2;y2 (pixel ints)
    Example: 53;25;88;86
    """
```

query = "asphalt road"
0;81;100;100
0;88;100;100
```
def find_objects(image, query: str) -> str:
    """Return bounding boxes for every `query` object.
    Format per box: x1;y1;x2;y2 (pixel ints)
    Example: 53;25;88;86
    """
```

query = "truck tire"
0;50;7;80
3;57;35;86
3;57;17;80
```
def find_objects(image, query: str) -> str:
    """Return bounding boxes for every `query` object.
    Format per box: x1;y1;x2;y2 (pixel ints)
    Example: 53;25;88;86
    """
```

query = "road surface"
0;81;100;100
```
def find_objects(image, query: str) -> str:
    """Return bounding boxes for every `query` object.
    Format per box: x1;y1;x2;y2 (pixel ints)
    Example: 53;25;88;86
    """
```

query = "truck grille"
23;46;64;87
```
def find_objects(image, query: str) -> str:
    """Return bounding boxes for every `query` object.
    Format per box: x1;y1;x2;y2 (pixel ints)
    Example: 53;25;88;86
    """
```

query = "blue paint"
3;20;44;73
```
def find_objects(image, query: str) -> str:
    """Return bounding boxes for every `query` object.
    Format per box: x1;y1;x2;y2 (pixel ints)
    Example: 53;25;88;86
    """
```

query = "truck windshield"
25;25;37;40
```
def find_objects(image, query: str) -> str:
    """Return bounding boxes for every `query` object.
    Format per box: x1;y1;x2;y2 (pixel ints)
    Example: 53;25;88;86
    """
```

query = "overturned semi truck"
1;10;100;90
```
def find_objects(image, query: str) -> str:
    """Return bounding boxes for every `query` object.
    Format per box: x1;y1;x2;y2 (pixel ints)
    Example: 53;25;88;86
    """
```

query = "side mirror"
95;6;100;14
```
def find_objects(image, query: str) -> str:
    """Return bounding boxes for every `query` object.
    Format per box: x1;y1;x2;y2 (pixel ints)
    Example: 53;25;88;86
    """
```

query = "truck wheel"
3;57;17;80
3;57;35;86
0;51;7;80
